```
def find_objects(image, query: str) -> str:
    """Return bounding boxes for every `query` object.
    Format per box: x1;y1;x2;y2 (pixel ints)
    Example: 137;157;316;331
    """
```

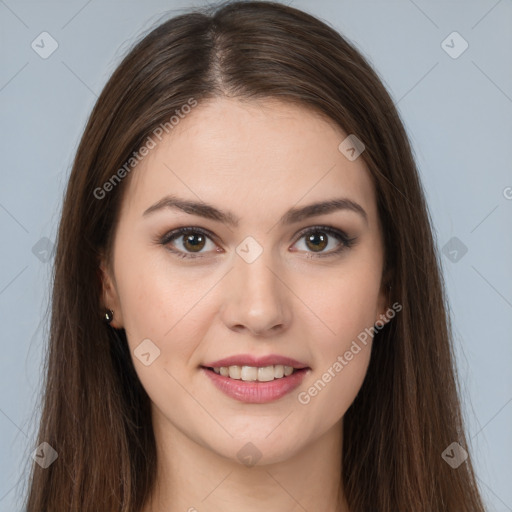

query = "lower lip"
201;367;310;403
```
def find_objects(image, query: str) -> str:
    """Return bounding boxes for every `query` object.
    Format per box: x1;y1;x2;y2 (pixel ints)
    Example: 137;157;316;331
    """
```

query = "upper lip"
202;354;309;369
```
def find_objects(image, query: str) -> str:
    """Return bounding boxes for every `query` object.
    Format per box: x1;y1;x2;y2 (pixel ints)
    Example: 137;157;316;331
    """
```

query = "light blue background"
1;0;511;510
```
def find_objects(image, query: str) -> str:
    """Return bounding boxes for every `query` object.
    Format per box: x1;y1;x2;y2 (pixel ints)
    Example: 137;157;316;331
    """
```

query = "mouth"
200;364;311;403
201;364;306;382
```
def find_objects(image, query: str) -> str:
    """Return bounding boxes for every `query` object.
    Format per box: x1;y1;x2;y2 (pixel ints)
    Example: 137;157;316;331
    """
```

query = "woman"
23;1;486;511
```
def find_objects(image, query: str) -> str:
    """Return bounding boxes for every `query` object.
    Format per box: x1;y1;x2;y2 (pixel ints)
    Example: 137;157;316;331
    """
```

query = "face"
100;97;389;465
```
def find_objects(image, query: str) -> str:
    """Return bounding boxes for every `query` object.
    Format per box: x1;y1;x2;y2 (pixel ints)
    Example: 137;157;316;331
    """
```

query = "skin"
100;97;390;512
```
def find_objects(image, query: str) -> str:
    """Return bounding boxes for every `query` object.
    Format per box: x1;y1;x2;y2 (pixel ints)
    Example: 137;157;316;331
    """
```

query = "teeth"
211;364;298;381
228;366;241;379
257;366;275;382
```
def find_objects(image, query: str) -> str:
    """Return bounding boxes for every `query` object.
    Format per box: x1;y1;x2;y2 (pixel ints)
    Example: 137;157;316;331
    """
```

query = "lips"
200;353;311;403
201;366;310;403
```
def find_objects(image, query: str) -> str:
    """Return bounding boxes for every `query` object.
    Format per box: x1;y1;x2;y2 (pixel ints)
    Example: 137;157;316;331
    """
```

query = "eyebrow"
142;194;368;226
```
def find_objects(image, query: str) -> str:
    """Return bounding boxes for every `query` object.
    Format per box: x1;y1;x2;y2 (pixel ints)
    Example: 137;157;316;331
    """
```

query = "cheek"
294;249;381;414
114;257;207;415
296;272;379;431
295;342;372;440
299;259;382;353
113;248;191;352
115;248;223;382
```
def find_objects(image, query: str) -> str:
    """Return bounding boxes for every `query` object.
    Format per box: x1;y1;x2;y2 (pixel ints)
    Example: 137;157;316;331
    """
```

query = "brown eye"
292;226;357;258
159;227;218;258
181;232;206;252
304;231;328;252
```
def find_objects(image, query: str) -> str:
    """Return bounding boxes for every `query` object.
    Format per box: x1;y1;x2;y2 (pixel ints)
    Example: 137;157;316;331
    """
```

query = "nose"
219;250;291;337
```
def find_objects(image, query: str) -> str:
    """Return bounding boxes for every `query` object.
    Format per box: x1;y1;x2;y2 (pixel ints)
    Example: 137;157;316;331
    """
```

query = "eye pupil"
306;232;328;252
183;233;205;252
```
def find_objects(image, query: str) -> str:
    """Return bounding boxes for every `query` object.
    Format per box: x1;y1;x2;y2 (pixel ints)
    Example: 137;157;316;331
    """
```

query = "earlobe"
97;258;123;328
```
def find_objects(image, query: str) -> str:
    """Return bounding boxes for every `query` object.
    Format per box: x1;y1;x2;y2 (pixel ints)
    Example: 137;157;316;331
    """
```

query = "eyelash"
156;225;357;260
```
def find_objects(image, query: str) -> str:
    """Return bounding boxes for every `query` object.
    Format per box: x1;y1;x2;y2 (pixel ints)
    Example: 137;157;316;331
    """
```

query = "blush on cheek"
333;307;378;347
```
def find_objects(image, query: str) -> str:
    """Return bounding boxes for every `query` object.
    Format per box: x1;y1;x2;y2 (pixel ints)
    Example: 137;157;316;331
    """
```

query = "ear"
97;254;124;329
375;267;393;326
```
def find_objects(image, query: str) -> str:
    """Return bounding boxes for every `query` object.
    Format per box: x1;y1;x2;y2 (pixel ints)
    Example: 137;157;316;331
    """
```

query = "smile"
210;364;296;381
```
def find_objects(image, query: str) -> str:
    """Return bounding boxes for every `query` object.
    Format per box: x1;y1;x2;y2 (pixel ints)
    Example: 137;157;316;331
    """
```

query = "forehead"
118;97;378;228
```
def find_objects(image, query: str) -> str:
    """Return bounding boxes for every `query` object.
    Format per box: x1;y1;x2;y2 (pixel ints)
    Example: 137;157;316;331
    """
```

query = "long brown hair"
23;1;486;510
